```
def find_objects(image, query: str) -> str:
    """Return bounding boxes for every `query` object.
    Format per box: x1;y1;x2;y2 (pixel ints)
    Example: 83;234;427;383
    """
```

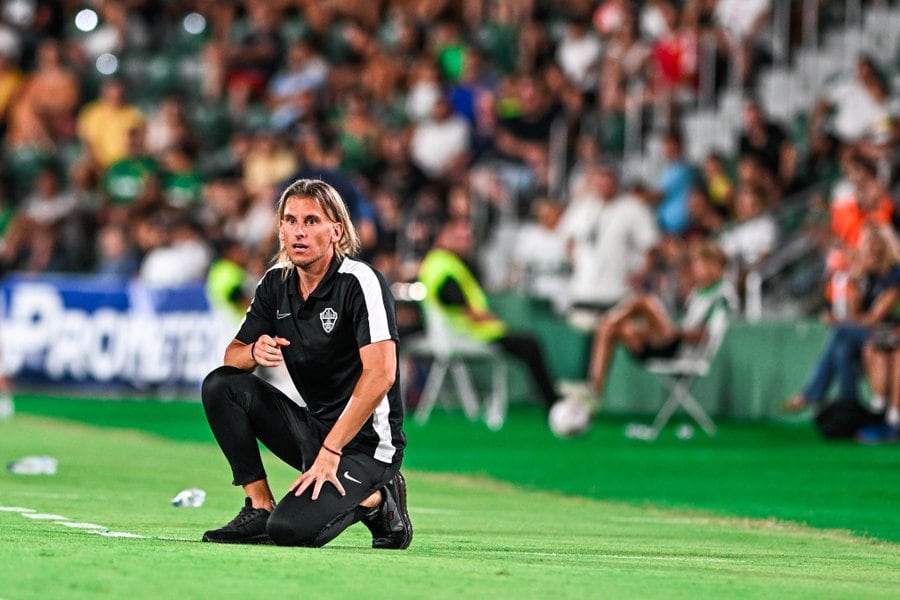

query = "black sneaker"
201;498;272;544
360;471;412;549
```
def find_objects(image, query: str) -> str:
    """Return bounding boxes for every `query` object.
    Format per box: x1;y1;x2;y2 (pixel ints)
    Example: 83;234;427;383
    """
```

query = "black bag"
814;400;883;438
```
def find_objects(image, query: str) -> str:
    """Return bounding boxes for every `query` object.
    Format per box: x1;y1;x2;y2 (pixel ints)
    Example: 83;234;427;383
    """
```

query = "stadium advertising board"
0;275;231;390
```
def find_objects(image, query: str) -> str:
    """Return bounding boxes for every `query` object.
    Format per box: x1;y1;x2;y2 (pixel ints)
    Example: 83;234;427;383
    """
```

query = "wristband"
321;444;342;457
250;341;258;364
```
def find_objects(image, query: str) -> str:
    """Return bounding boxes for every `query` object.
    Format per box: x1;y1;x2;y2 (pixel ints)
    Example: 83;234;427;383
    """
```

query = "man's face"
279;196;342;270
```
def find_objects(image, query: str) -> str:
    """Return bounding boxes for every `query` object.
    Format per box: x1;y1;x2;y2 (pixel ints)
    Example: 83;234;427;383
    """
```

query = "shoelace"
227;505;264;528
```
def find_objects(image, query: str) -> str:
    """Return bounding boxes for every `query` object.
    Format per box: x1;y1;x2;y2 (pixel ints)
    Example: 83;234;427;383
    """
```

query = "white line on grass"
0;506;36;513
21;513;69;520
55;522;108;530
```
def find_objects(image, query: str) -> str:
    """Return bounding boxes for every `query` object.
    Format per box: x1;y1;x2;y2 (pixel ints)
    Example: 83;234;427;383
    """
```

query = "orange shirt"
830;194;893;247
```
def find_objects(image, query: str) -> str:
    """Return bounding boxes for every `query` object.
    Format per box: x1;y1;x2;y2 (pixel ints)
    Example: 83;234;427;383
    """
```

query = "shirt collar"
287;255;343;300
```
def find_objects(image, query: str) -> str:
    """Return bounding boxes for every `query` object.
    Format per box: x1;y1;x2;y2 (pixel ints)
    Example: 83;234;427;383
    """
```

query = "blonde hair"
274;178;361;268
856;223;900;276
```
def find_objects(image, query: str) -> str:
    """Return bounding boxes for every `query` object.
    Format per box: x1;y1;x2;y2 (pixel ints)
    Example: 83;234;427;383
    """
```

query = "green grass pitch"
1;396;899;599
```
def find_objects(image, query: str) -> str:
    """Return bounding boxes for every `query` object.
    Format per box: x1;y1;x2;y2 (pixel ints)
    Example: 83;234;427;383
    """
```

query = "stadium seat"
403;302;508;430
642;309;730;440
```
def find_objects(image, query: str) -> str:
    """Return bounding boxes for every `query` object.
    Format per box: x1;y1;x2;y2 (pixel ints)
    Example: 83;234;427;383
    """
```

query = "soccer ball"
548;396;592;438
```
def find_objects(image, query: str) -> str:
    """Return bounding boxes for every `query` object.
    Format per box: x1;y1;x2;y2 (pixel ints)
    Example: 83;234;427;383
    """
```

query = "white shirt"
140;239;211;286
556;32;602;90
718;214;778;267
828;79;898;142
511;222;570;307
560;193;660;306
410;116;471;178
714;0;771;40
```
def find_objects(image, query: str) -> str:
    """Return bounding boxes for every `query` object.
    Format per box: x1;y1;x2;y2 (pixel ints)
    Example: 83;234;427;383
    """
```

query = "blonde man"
201;179;411;548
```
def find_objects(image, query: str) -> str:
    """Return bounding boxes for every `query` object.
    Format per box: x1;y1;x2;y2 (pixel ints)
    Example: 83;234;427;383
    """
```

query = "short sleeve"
341;261;399;347
234;271;277;344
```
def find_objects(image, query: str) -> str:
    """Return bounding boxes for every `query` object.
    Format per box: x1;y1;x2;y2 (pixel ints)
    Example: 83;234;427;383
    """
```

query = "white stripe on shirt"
338;258;391;343
371;394;396;462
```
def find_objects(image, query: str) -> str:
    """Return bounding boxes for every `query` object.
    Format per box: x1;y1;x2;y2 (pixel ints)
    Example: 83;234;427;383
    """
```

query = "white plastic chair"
402;302;508;430
643;310;730;439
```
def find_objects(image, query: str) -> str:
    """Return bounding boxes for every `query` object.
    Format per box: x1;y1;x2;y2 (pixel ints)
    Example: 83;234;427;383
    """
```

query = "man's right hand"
251;335;291;367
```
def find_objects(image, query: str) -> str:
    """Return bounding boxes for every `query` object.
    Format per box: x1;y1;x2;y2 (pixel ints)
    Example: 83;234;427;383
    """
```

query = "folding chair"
402;302;508;430
643;311;730;439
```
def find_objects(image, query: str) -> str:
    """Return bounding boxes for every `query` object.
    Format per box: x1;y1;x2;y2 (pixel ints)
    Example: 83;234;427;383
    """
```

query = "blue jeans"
802;323;872;404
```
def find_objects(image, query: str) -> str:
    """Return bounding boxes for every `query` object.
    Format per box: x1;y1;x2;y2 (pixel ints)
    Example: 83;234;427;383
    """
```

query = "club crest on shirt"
320;307;338;333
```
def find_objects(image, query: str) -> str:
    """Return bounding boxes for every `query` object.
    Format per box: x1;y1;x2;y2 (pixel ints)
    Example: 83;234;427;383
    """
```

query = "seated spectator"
160;144;203;209
409;96;471;182
811;55;899;148
700;153;734;218
203;1;284;116
718;184;778;283
654;129;697;235
561;163;659;325
139;216;212;286
555;16;602;92
0;50;21;135
266;39;328;132
1;166;81;272
830;154;893;249
6;39;78;148
861;324;900;440
784;224;900;412
77;78;144;174
739;99;797;191
145;95;197;158
508;198;569;309
102;125;159;210
418;217;562;410
585;240;738;402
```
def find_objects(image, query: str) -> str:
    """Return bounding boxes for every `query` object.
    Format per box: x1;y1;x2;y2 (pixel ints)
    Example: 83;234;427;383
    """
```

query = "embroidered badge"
320;307;338;333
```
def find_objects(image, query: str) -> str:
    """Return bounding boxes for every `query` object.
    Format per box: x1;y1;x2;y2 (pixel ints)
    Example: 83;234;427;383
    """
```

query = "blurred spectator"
203;0;283;116
784;224;900;412
713;0;771;86
102;125;158;210
266;38;328;132
654;129;697;235
139;215;211;286
508;198;569;310
410;96;470;182
684;185;724;241
6;39;78;148
77;78;144;172
700;153;734;217
584;240;737;402
560;163;659;326
145;95;197;158
739;99;797;192
418;217;562;410
160;144;203;209
830;154;893;249
95;224;139;278
0;50;22;135
556;16;602;92
811;55;899;148
718;184;778;282
242;129;297;203
2;166;80;272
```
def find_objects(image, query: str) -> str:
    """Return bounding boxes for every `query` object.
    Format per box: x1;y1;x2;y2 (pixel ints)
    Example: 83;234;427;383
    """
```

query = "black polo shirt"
235;256;405;464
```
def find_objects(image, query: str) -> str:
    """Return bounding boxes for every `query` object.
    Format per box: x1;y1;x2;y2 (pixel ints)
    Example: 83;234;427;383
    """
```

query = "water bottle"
171;487;207;507
7;455;58;475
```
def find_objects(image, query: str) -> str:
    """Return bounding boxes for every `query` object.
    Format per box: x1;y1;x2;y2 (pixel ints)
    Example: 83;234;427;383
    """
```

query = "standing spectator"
77;78;144;173
560;163;660;326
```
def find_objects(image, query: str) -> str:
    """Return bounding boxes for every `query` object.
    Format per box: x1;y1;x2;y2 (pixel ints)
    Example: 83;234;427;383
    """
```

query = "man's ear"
333;221;343;242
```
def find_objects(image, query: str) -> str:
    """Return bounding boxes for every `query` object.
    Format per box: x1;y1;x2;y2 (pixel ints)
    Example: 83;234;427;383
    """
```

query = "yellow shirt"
77;101;144;167
0;69;22;116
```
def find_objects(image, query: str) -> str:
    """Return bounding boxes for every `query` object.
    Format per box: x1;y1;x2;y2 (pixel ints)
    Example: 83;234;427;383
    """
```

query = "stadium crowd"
0;0;899;434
